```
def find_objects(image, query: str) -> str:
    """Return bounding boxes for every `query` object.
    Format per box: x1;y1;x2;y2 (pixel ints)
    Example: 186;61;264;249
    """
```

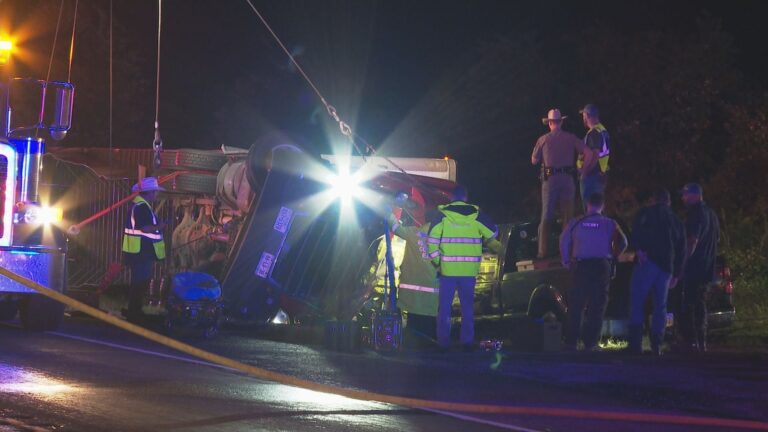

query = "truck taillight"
720;265;733;294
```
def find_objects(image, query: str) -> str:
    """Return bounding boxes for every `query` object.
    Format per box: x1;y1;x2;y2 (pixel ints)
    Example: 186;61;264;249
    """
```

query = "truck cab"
0;74;75;330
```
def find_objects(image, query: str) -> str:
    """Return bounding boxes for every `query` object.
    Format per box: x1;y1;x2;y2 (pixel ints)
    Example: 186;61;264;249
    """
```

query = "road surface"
1;317;767;431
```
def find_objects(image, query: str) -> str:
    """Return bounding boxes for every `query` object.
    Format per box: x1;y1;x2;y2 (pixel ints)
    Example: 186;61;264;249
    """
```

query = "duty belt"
541;166;575;181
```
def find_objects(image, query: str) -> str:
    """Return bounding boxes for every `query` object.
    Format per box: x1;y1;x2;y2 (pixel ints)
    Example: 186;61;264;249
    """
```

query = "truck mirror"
49;83;74;140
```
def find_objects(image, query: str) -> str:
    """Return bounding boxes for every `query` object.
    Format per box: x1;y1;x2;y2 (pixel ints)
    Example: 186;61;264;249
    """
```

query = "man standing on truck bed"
531;109;595;259
560;192;627;351
428;185;500;352
628;188;686;356
122;177;166;323
578;104;611;210
679;183;720;353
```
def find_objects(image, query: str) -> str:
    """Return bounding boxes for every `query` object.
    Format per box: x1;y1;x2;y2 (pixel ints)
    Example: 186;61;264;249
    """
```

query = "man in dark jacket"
680;183;720;352
628;188;686;355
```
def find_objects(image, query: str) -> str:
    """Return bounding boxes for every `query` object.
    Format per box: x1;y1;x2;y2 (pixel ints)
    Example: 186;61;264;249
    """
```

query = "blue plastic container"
171;272;222;301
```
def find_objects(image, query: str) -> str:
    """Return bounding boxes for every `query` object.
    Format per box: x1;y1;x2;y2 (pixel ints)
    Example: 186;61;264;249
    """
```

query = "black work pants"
127;260;154;319
680;280;708;346
566;258;611;349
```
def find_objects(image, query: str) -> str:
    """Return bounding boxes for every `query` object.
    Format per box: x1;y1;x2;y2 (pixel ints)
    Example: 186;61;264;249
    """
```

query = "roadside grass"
599;337;628;351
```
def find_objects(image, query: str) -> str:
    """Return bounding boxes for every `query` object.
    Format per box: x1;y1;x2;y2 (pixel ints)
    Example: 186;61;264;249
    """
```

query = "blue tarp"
171;272;222;301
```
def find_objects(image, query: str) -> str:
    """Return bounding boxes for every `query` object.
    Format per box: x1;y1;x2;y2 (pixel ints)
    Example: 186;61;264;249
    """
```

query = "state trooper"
531;108;595;259
560;192;627;351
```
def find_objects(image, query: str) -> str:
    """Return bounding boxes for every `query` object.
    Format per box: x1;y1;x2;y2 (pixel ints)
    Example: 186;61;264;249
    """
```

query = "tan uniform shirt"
532;129;587;168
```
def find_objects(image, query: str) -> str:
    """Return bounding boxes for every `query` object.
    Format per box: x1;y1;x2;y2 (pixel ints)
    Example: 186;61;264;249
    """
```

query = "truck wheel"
246;132;301;191
0;298;19;321
172;173;218;195
160;149;228;171
527;284;567;322
19;295;65;331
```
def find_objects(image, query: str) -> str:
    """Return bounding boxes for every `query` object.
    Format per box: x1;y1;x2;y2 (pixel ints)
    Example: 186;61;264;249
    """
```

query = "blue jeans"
437;276;476;347
629;260;671;351
580;172;606;210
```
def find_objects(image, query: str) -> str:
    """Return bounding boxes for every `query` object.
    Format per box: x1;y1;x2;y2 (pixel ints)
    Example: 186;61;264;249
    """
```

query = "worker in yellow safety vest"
428;185;500;352
577;104;610;210
389;189;439;339
122;177;166;322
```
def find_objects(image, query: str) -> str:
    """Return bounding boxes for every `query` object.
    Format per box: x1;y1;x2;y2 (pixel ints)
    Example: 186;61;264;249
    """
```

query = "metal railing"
45;149;174;296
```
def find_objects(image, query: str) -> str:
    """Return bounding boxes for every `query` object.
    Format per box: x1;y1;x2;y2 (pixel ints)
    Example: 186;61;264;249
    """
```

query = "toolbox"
371;309;403;352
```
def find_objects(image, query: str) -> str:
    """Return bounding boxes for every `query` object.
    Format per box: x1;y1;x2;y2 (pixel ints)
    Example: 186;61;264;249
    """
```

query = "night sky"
2;0;767;219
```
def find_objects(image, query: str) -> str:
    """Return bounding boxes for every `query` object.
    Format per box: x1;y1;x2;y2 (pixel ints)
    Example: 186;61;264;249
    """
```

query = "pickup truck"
471;221;736;337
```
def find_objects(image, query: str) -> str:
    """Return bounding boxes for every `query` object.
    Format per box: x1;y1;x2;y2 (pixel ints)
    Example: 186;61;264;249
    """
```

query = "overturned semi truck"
221;135;457;325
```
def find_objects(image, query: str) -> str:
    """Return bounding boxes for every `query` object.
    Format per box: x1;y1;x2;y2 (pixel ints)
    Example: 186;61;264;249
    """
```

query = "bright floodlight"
22;205;63;225
328;170;362;204
0;39;11;65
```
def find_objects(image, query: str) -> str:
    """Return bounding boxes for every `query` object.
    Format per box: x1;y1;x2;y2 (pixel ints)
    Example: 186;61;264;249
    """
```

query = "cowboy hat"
542;109;567;125
132;176;166;193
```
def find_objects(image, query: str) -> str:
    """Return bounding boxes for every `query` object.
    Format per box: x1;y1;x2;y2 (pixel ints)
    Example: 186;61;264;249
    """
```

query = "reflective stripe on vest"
122;196;166;259
399;283;438;293
442;256;482;262
123;229;162;240
439;237;482;244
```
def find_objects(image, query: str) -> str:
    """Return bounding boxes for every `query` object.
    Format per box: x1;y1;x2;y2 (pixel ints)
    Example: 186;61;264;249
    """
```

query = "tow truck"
0;38;75;330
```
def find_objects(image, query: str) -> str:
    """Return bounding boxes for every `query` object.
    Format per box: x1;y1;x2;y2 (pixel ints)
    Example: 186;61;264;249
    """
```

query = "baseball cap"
579;104;599;117
681;183;703;195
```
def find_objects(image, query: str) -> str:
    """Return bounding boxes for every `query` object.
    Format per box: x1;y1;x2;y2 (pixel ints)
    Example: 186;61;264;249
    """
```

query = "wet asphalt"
1;316;767;432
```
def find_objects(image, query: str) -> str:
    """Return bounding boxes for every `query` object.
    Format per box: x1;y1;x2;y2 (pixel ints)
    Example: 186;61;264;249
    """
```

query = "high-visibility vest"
577;123;610;173
427;201;497;277
122;196;166;260
391;221;439;316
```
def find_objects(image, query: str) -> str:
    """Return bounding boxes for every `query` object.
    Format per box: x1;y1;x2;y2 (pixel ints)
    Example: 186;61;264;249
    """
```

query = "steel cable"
242;0;447;199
